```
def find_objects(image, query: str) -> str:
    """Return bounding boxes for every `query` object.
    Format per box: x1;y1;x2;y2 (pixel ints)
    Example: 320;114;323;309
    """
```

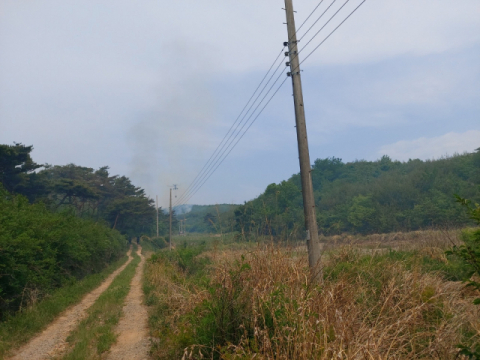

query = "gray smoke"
127;40;219;208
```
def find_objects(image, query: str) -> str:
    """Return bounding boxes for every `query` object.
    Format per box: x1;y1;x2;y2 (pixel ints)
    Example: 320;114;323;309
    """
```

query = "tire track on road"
106;245;150;360
8;247;134;360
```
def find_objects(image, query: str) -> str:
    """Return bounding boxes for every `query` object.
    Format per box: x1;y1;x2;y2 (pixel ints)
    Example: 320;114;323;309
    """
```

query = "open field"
144;229;480;359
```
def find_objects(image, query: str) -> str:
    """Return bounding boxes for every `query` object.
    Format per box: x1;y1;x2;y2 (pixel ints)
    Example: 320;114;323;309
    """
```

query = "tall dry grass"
145;230;479;360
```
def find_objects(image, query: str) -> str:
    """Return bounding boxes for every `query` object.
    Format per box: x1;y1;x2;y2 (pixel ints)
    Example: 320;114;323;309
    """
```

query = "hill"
234;150;480;237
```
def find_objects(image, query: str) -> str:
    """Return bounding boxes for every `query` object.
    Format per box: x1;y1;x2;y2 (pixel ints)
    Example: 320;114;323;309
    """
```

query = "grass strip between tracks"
60;246;141;360
0;254;130;360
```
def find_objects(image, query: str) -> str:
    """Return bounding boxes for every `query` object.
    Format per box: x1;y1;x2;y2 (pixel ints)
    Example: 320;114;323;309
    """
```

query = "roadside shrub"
150;236;168;250
154;245;210;277
0;186;126;319
191;256;253;357
446;196;480;358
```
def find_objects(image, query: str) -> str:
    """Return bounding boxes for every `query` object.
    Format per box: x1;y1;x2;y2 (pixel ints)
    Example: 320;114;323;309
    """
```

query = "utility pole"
169;188;172;251
156;195;159;238
284;0;322;277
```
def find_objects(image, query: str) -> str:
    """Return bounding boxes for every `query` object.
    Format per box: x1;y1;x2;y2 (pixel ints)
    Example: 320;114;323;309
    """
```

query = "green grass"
60;247;141;360
0;254;129;360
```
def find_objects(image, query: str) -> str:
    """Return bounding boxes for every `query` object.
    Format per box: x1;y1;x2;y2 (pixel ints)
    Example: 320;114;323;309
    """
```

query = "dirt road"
8;248;134;360
106;245;150;360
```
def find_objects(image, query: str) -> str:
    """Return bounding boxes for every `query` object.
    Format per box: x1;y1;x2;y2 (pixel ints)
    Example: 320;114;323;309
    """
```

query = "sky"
1;0;479;208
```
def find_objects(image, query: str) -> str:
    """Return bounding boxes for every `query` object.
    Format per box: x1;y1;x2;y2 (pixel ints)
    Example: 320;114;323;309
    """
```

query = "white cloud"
0;0;479;205
294;0;480;67
379;130;480;161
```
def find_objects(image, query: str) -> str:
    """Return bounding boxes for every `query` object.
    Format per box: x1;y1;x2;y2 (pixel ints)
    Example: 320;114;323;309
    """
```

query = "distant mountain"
178;204;239;233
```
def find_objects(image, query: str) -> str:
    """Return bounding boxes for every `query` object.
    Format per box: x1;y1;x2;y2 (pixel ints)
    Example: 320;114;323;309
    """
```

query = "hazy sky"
1;0;479;207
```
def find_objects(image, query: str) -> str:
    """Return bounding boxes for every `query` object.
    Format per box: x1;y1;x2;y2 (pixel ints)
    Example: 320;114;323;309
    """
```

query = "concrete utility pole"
156;195;159;238
169;189;172;251
284;0;322;276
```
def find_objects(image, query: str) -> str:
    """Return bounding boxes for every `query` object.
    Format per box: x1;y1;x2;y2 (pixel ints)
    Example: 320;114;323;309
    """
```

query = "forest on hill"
234;150;480;238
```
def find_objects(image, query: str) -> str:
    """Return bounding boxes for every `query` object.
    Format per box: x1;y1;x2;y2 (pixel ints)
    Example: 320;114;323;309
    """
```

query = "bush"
446;196;480;358
151;236;168;250
0;186;127;319
153;245;210;277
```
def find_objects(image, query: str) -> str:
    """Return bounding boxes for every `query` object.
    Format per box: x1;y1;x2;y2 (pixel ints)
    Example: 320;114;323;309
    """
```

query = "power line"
296;0;326;33
299;0;352;51
175;56;288;206
175;0;367;206
176;63;289;206
175;52;286;205
176;0;333;206
300;0;367;65
284;0;361;77
298;0;337;41
174;47;286;205
180;72;291;206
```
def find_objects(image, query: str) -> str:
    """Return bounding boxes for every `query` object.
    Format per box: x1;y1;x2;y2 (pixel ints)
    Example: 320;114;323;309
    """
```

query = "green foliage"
0;143;41;195
152;246;210;277
192;257;252;359
0;255;128;358
236;151;480;236
149;236;169;250
347;195;375;231
445;196;480;359
0;185;127;319
177;204;238;234
62;250;140;360
446;196;480;303
0;143;161;238
37;164;157;237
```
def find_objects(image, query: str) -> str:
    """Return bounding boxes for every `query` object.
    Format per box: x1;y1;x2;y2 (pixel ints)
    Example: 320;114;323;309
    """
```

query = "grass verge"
60;246;141;360
0;254;129;360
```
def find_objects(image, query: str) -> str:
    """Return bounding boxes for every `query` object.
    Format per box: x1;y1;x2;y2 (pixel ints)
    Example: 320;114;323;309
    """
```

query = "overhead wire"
296;0;326;33
284;0;353;71
174;51;287;206
300;0;367;65
299;0;352;51
298;0;337;41
174;47;286;205
175;0;367;206
179;70;290;205
175;0;332;206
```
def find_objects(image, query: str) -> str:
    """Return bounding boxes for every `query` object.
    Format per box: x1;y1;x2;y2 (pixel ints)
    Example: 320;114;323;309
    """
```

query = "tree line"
0;143;171;238
234;150;480;239
0;143;170;318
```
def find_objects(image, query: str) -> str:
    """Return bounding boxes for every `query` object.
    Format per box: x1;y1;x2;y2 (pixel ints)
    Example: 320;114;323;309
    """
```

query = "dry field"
144;230;480;359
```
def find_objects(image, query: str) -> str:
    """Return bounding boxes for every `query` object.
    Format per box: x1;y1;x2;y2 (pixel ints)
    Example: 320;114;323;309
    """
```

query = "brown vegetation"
145;230;480;359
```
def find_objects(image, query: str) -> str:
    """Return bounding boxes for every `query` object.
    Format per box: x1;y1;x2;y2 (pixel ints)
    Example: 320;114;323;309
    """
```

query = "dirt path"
106;245;150;360
8;248;134;360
